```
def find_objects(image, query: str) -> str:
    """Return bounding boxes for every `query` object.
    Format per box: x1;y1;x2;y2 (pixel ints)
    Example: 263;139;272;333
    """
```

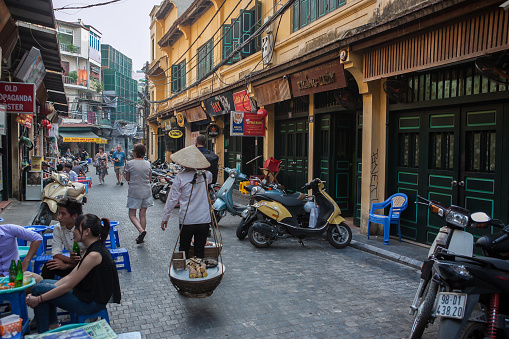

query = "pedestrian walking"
112;144;126;185
26;214;121;333
195;134;219;183
94;146;109;185
125;143;153;244
161;145;212;259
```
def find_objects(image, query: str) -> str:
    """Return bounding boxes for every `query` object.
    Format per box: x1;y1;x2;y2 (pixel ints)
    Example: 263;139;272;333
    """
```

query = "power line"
54;0;123;11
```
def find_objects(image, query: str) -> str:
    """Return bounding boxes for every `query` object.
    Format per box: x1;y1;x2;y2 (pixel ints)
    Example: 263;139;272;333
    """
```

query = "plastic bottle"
14;260;23;288
73;242;81;256
8;260;16;283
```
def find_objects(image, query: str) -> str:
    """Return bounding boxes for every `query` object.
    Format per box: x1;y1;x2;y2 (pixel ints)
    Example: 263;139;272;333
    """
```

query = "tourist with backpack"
195;134;219;183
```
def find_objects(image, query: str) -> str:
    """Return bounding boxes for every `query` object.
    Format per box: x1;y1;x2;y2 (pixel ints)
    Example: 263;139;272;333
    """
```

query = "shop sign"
203;92;235;117
0;105;6;135
290;59;347;98
62;136;100;143
206;123;221;138
15;113;33;128
233;90;254;112
185;106;207;123
168;129;183;139
0;82;35;113
253;79;291;106
176;112;185;127
230;111;265;137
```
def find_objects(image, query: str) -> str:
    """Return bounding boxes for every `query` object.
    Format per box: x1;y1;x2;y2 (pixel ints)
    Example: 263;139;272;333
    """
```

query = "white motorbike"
32;172;87;225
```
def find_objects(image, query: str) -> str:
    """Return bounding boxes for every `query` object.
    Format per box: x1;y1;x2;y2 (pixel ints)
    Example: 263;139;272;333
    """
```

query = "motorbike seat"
471;256;509;272
256;193;304;207
67;182;86;197
476;232;509;256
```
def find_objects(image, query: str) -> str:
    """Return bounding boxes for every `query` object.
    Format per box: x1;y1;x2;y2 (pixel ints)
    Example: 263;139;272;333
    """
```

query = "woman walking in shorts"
125;143;153;244
94;146;108;185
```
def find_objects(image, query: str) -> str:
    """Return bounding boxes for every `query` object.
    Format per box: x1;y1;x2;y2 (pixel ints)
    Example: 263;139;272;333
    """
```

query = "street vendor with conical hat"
160;145;212;259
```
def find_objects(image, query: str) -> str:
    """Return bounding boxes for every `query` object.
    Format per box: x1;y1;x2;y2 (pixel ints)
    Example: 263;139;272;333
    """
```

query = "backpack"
201;149;219;183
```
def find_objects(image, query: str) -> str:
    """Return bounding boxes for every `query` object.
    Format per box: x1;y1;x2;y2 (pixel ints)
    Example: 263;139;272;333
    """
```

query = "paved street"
83;172;435;338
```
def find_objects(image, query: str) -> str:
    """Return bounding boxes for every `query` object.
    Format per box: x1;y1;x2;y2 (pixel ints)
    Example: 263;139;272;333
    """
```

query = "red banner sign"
15;113;33;128
0;82;35;113
233;90;253;112
231;112;265;137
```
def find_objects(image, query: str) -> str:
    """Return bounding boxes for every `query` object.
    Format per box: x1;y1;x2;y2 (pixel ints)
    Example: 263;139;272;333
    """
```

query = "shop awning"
59;131;104;143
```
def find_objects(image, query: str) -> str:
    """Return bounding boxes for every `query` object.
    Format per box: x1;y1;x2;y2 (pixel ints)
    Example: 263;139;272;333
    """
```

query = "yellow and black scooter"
246;178;352;249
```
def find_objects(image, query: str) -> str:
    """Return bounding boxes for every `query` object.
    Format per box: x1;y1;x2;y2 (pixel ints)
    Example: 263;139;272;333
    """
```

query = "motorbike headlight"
230;170;237;178
59;176;69;186
54;195;65;200
251;186;264;195
446;211;469;228
241;209;250;218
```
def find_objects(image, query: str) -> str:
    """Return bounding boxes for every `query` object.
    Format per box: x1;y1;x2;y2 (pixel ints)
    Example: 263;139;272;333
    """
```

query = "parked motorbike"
212;167;250;223
32;172;87;225
432;213;509;338
409;195;478;339
246;178;352;249
78;160;89;173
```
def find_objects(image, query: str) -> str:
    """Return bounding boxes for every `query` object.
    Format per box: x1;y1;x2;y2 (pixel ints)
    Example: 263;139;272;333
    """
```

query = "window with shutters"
293;0;346;32
198;39;214;81
222;2;262;65
171;60;186;93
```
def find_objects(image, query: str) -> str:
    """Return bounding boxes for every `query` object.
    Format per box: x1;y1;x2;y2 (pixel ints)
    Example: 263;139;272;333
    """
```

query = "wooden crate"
188;242;222;259
172;251;186;269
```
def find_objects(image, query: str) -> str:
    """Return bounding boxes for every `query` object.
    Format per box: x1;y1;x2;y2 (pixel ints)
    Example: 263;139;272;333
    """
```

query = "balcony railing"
63;75;87;87
60;43;81;54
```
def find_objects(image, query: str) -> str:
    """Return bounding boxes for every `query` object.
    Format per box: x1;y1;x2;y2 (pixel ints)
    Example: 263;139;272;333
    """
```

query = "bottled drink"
73;242;81;256
14;260;23;288
9;260;16;283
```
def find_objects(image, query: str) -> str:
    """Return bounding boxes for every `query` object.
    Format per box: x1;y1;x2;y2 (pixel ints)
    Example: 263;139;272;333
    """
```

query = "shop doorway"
390;104;507;244
315;112;356;216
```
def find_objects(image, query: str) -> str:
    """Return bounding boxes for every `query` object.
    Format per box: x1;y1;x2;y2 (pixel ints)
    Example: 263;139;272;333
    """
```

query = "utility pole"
143;62;150;153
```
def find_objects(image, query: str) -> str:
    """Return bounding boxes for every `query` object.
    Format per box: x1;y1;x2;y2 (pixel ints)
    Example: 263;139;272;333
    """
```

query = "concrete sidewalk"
232;190;429;270
0;199;41;226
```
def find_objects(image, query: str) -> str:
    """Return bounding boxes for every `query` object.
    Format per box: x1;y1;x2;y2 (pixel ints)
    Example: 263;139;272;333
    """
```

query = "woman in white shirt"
160;145;212;258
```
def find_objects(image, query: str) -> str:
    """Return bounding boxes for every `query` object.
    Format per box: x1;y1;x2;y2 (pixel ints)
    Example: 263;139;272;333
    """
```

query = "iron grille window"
465;130;496;173
398;133;419;168
429;132;454;170
293;0;346;32
222;2;262;65
198;39;214;81
171;60;186;93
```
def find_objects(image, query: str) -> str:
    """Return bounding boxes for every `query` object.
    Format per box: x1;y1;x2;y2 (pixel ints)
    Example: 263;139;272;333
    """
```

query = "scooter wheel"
236;218;250;240
409;280;438;339
33;203;52;226
327;222;352;249
248;227;273;248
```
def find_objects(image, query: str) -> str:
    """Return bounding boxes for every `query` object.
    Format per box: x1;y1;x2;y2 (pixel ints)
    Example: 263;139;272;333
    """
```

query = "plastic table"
18;225;48;255
0;276;36;336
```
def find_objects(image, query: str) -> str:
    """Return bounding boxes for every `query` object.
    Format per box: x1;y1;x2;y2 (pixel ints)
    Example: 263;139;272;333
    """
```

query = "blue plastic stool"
70;307;109;325
43;233;53;253
110;222;120;247
109;248;131;272
34;255;53;275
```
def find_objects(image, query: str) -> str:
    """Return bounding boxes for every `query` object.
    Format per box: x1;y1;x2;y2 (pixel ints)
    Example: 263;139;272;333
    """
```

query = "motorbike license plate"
435;292;467;319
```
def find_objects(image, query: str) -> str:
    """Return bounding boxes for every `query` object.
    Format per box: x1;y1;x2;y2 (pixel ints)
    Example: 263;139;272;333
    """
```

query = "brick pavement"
63;173;436;338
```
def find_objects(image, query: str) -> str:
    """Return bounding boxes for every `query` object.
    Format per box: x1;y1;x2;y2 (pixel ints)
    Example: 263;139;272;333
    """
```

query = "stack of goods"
187;258;208;279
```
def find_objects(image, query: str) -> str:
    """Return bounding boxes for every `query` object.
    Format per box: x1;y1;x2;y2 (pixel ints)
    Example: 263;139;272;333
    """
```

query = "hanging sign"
0;105;6;135
0;82;35;113
15;113;33;128
206;123;221;138
230;111;265;137
176;112;185;127
168;130;183;138
290;59;347;97
233;90;254;112
203;92;235;117
48;123;58;138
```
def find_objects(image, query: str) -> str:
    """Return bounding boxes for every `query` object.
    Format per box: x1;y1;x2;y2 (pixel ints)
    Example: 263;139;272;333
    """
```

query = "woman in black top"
27;214;121;333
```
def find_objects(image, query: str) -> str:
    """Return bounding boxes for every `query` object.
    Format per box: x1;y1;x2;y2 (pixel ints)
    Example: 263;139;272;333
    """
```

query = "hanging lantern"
257;108;268;118
46;123;52;130
41;119;48;127
40;102;55;116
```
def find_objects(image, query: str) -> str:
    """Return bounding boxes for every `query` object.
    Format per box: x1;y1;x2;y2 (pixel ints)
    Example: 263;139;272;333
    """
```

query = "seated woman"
26;214;121;333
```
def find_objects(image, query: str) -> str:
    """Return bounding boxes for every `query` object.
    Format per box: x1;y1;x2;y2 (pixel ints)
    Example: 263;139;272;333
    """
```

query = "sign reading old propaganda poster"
203;92;235;117
0;82;35;113
15;113;33;128
233;90;254;112
230;111;265;137
206;123;221;138
290;59;347;98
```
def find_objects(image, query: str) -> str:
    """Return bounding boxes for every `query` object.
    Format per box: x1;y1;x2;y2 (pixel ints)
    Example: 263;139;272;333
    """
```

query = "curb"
349;239;423;270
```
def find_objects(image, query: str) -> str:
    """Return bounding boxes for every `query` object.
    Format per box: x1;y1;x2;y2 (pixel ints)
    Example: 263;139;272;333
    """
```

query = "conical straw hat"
170;145;211;169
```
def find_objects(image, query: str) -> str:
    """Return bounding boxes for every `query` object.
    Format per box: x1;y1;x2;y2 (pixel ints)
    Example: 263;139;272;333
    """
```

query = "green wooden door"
275;119;308;193
315;113;355;216
391;104;504;244
354;113;363;225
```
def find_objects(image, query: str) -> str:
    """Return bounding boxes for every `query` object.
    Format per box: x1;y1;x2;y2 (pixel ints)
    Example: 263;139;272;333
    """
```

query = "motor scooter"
32;172;87;225
212;167;249;222
429;213;509;339
408;196;477;339
246;178;352;249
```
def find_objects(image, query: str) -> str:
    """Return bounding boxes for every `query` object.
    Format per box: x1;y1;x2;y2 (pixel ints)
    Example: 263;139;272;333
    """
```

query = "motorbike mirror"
471;212;490;223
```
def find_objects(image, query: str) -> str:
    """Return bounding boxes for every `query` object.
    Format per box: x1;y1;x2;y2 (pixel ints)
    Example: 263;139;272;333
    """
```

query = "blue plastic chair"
70;307;110;325
367;193;408;245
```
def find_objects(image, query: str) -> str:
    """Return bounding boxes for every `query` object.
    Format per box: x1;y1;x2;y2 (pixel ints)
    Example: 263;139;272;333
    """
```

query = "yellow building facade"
147;0;509;244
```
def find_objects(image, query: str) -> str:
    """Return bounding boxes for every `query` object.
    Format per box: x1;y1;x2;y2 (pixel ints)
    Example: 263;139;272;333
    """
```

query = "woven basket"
169;263;225;298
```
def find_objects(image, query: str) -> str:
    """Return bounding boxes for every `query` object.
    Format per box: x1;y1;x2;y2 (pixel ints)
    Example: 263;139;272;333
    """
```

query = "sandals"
136;231;147;244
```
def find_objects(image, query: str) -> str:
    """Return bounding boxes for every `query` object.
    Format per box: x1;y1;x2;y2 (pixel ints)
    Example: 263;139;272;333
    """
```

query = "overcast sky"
53;0;161;71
